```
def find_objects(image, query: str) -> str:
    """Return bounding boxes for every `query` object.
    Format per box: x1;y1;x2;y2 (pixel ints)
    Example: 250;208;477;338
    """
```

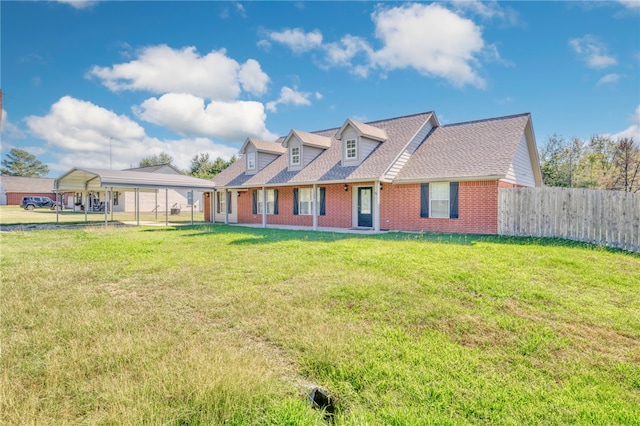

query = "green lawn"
2;224;639;425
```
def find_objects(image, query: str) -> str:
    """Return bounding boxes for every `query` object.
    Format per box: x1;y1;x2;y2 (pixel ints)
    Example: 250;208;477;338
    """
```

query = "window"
217;191;226;214
113;192;119;206
252;189;278;215
291;146;300;166
420;182;459;219
345;139;357;160
187;191;193;206
247;152;256;170
430;182;449;218
293;187;325;216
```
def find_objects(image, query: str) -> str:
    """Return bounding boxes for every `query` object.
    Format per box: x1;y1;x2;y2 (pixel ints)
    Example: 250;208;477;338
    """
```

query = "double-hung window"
420;182;459;219
293;187;326;216
247;152;256;170
253;189;278;215
345;139;357;160
291;146;300;166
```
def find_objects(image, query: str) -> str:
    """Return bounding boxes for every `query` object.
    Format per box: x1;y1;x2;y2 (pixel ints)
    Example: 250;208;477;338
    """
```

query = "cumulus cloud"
133;93;277;141
596;73;620;85
569;35;617;69
618;0;640;10
610;105;640;142
265;28;323;53
266;87;314;113
87;45;269;100
24;96;239;172
371;3;487;87
1;109;26;139
266;4;493;88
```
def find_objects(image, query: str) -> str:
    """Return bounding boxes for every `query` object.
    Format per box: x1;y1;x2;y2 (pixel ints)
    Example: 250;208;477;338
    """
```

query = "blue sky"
1;1;639;176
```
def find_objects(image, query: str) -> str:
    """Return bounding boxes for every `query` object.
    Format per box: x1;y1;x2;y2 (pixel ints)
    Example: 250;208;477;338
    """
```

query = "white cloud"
449;0;505;19
56;0;95;9
87;45;269;100
1;109;26;139
24;96;239;172
619;0;640;10
266;28;323;53
134;93;276;142
569;35;617;69
265;4;492;88
610;105;640;142
238;59;270;97
266;87;314;113
371;3;487;88
596;73;620;85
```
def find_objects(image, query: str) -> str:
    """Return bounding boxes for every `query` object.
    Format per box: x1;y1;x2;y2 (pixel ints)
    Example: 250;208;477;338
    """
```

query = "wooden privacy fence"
498;187;640;253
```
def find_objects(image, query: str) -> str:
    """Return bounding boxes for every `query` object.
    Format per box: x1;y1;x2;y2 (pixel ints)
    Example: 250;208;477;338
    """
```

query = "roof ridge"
443;112;530;128
282;110;436;137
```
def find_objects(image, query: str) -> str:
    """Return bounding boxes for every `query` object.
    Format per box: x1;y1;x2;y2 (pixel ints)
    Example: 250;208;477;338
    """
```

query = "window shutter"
420;183;429;218
252;190;257;214
226;191;232;214
449;182;459;219
274;189;279;215
216;192;221;214
319;187;326;216
293;188;299;215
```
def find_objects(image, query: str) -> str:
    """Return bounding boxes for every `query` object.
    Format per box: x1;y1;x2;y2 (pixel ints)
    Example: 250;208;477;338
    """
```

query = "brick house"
0;175;58;206
209;111;542;234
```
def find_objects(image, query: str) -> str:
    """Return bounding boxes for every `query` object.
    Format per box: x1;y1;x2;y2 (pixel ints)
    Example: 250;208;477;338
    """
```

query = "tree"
0;148;49;177
540;134;584;187
608;138;639;193
189;153;236;179
139;152;174;168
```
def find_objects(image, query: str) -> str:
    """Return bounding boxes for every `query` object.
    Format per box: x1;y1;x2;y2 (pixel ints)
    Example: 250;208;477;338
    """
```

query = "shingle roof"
394;113;531;182
242;138;287;155
286;130;332;149
0;176;55;193
337;119;388;142
214;112;434;188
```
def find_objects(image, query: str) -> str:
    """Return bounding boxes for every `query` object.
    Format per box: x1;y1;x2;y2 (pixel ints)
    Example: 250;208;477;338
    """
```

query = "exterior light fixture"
344;184;348;192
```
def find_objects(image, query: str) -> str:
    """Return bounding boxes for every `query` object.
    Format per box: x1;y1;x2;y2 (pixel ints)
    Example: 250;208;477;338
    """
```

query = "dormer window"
346;139;357;160
247;152;256;170
291;146;300;166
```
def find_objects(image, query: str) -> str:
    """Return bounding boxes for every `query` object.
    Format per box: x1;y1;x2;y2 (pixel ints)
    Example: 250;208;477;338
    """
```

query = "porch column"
155;190;158;220
136;188;140;226
104;189;109;225
374;181;381;232
261;187;267;228
210;191;214;224
84;189;88;222
312;183;318;231
165;188;169;226
190;190;194;225
110;187;114;222
55;190;59;223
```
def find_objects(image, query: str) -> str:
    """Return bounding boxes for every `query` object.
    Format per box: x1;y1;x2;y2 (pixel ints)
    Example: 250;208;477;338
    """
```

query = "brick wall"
234;180;517;234
238;184;355;228
380;181;516;234
7;192;58;206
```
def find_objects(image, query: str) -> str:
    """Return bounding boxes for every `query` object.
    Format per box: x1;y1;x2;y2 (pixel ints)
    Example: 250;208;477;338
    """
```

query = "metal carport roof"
55;167;216;192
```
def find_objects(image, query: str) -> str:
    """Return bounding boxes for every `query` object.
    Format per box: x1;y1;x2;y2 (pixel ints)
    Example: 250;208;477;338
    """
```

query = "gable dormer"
282;130;331;171
239;137;286;175
335;119;388;166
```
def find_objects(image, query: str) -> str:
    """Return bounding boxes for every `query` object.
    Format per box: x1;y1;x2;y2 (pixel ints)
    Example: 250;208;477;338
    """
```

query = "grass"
2;217;639;424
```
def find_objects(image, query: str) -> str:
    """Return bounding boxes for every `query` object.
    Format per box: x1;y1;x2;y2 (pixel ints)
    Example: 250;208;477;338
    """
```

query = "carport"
54;167;216;226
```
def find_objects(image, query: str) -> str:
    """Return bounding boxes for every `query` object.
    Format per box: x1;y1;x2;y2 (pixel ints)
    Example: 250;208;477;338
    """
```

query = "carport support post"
155;190;158;221
165;188;168;226
136;188;140;226
84;190;88;222
55;190;59;223
110;187;114;222
313;184;318;231
104;189;108;226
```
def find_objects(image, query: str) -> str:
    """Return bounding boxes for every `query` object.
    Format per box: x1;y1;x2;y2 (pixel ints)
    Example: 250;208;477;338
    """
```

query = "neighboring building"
0;175;59;205
66;164;204;213
211;111;542;234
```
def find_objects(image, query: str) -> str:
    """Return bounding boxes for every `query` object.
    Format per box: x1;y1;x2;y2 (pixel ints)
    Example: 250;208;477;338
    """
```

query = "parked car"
20;196;59;211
